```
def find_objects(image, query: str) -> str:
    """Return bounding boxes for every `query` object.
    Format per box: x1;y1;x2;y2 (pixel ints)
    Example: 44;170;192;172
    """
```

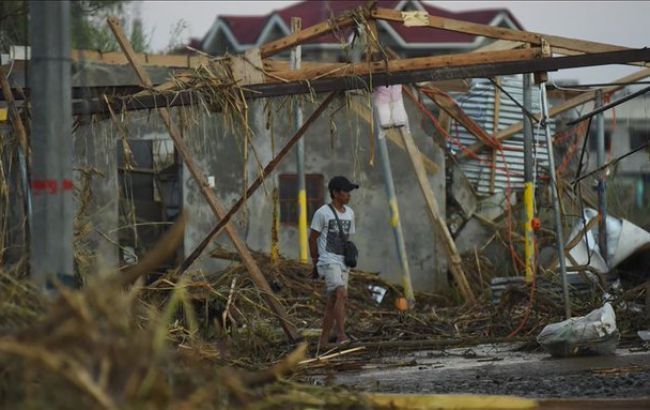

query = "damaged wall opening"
278;173;324;225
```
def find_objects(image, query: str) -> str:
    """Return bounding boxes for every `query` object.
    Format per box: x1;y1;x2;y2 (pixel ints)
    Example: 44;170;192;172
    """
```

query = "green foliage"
0;0;150;53
0;1;28;50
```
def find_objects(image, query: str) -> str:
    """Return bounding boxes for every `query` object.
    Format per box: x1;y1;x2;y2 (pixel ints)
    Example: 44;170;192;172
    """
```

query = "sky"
133;1;650;85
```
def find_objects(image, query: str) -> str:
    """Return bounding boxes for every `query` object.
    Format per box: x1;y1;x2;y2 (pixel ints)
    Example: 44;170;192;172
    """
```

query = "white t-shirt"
310;203;355;268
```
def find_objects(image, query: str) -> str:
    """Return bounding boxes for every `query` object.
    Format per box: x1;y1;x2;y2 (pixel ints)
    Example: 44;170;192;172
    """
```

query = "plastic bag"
537;303;619;357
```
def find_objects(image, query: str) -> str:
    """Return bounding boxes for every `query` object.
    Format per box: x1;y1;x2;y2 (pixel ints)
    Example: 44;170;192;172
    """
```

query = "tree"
0;1;150;53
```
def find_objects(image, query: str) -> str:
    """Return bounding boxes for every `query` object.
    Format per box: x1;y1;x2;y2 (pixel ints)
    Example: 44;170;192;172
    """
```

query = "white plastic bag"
537;302;619;357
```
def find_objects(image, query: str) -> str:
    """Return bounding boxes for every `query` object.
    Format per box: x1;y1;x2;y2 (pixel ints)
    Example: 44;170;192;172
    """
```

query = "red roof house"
201;0;523;58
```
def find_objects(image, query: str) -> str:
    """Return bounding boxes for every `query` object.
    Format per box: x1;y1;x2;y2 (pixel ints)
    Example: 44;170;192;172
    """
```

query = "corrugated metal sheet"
449;76;554;196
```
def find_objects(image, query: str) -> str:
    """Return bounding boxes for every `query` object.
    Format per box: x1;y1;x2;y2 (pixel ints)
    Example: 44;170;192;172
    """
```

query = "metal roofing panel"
449;76;554;196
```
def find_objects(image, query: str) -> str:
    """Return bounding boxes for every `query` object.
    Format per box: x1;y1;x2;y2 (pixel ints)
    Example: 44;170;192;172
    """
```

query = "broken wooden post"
178;92;337;275
106;16;300;342
396;126;476;304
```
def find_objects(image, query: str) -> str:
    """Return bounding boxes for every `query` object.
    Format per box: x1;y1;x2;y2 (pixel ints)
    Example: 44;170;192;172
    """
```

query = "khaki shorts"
318;263;349;293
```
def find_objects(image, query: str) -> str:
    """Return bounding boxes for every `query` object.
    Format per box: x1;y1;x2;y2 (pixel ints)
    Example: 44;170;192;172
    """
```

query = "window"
278;174;325;225
629;128;650;150
588;129;611;152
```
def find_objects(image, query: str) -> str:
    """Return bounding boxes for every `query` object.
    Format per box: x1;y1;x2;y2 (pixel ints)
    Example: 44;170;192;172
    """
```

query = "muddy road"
310;344;650;398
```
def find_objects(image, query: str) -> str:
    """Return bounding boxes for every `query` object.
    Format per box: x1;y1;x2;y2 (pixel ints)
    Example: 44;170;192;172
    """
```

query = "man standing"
309;176;359;346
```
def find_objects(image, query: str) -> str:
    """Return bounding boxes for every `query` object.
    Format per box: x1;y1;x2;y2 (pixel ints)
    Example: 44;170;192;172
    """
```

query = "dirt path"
316;344;650;398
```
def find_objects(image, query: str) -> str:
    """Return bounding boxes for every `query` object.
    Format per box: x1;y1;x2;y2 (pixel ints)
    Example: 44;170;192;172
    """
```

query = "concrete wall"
178;93;449;292
76;91;449;292
72;119;119;273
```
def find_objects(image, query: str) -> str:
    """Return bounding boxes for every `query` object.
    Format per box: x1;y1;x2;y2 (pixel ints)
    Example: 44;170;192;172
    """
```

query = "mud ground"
308;343;650;398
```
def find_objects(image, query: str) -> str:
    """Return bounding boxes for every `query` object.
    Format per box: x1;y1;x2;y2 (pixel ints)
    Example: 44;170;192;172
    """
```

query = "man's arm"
309;229;320;278
309;229;319;264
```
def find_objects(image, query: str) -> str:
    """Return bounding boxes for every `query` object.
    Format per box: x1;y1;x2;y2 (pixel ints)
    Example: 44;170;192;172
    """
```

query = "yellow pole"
298;188;308;262
291;17;308;263
522;74;536;283
524;181;535;283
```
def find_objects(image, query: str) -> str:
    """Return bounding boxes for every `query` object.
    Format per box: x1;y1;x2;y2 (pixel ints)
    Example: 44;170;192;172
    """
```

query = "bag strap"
328;204;348;242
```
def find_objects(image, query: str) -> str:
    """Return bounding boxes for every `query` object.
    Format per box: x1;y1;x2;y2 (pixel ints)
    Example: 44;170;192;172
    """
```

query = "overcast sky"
133;1;650;85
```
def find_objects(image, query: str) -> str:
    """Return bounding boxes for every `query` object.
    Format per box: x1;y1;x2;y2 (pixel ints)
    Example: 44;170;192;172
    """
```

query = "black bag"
328;204;358;268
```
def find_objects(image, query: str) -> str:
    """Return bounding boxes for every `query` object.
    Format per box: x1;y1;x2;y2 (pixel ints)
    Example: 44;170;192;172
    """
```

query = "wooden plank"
348;97;438;174
460;66;650;158
71;49;211;68
420;85;500;149
229;48;265;85
372;8;631;55
396;127;476;304
271;48;543;83
259;13;356;58
74;48;650;115
106;16;300;342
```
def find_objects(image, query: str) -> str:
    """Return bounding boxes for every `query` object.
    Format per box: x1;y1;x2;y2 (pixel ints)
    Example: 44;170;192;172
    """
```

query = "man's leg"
333;286;348;343
319;292;336;347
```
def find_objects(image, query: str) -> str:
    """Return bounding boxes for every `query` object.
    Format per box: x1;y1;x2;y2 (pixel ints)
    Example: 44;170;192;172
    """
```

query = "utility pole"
540;82;571;318
375;119;416;306
291;17;308;263
595;90;608;264
29;0;75;287
522;73;536;283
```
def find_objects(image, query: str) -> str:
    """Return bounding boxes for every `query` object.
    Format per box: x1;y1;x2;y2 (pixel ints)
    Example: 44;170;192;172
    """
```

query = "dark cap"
328;176;359;192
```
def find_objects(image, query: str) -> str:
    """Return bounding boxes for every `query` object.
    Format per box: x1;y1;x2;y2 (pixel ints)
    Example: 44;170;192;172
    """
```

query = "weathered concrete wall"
179;94;449;292
81;92;449;292
72;119;119;272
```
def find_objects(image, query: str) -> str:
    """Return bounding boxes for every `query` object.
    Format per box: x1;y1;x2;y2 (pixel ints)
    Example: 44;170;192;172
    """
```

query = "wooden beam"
269;48;543;83
106;16;300;342
177;92;337;276
348;97;438;174
0;70;29;154
395;126;476;304
71;48;211;68
460;66;650;158
73;47;650;115
371;8;631;55
420;85;500;149
259;12;356;58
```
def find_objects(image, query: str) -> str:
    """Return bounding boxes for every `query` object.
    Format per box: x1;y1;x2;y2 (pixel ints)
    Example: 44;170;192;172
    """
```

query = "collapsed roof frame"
5;4;650;341
100;4;650;340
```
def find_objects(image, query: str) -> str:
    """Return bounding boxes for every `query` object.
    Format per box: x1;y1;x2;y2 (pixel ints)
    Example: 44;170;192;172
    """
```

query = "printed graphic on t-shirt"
325;219;351;255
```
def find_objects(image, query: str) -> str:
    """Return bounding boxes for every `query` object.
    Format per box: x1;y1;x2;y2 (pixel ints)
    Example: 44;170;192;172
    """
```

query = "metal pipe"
540;82;571;318
595;90;608;264
522;74;536;283
29;0;75;287
375;121;415;305
291;17;308;263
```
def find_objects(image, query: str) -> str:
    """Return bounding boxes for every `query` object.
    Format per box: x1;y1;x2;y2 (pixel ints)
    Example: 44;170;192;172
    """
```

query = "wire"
488;77;540;125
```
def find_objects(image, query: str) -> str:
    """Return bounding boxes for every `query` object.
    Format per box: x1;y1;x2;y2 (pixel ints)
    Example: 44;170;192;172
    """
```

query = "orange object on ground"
531;217;541;231
395;297;408;311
